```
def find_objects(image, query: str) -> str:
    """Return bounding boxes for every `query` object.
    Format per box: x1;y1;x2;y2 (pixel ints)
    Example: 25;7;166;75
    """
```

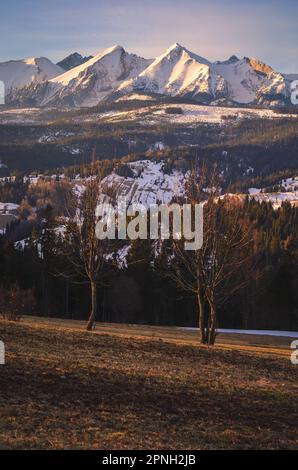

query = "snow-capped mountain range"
1;43;297;108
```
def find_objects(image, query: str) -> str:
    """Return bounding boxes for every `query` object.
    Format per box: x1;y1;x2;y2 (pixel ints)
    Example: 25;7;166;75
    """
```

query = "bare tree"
54;157;116;331
199;197;253;344
169;165;254;345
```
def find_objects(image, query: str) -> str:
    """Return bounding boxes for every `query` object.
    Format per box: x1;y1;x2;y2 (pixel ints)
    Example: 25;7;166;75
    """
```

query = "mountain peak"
105;44;125;54
25;57;50;66
57;53;93;71
165;42;187;55
228;55;239;63
169;42;183;50
0;56;63;94
91;45;125;62
160;43;210;67
24;57;38;65
215;55;240;66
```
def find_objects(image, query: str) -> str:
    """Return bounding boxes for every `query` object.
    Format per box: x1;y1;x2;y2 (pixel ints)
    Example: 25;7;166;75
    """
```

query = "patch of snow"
281;176;298;191
116;93;155;102
38;130;75;143
106;244;131;269
248;188;261;195
180;327;298;338
0;202;19;212
250;191;298;209
101;160;186;207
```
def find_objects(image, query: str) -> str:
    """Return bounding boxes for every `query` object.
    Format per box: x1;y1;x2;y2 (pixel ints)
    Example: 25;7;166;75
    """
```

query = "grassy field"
0;318;297;450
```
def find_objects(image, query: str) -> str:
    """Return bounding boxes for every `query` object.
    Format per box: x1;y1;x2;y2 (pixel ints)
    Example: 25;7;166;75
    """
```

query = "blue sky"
0;0;297;72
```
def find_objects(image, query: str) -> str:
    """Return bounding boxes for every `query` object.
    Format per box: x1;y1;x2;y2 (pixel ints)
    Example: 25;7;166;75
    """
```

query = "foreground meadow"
0;319;297;449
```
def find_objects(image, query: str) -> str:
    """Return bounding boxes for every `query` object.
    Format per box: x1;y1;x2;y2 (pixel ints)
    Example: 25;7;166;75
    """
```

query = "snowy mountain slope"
213;57;288;104
117;43;216;100
8;46;152;107
57;52;93;71
213;58;262;103
0;57;64;95
101;160;185;207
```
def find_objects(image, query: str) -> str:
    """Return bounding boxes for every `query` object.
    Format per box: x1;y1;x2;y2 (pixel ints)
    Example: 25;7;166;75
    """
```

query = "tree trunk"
198;292;207;344
208;302;217;345
65;278;70;319
87;280;97;331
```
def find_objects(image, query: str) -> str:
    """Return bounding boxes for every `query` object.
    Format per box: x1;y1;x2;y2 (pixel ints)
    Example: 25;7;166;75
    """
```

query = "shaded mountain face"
57;53;93;71
0;57;63;95
4;43;296;108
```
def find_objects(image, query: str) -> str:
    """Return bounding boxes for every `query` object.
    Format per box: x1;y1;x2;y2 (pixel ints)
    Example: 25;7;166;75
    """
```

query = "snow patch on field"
248;188;261;195
38;130;75;143
180;327;298;338
116;93;155;102
0;202;19;212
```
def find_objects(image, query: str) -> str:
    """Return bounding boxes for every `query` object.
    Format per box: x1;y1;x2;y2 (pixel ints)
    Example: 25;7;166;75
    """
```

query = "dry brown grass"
0;319;297;450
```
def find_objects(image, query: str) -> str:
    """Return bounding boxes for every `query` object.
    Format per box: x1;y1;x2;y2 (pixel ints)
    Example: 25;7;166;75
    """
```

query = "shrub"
0;284;36;321
165;107;183;115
